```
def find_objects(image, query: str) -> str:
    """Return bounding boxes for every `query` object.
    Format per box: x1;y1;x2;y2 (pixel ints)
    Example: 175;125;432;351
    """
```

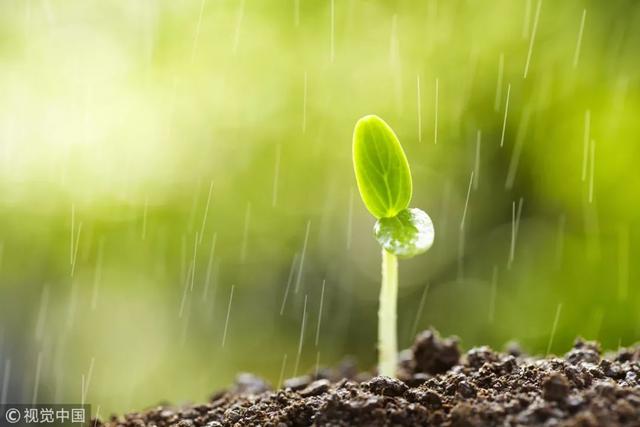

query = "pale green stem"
378;248;398;377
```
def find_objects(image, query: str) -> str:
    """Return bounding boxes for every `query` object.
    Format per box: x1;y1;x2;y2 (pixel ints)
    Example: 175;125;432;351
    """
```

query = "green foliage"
353;115;433;259
352;115;412;219
375;208;434;258
353;115;435;377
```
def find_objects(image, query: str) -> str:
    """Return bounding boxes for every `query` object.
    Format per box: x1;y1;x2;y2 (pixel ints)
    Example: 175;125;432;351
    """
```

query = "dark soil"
96;330;640;426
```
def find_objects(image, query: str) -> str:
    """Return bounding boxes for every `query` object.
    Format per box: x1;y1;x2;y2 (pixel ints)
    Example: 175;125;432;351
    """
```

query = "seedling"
352;115;434;378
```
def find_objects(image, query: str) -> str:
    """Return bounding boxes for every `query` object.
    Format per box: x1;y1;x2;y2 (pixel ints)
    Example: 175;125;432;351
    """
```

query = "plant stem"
379;248;398;377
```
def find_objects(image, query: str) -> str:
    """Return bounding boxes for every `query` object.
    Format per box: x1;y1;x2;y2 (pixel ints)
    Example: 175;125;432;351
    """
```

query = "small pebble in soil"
364;376;408;396
283;375;311;391
299;379;330;397
542;373;570;401
412;328;461;374
232;373;271;395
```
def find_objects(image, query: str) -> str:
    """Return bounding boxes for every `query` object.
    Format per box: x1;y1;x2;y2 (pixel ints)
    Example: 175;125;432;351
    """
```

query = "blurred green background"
0;0;639;416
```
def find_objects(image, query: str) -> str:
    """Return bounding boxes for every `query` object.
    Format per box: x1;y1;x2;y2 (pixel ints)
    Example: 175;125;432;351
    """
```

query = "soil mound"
96;330;640;426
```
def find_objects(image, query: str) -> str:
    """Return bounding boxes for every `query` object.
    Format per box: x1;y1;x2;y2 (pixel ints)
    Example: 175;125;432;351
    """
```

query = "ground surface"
96;330;640;426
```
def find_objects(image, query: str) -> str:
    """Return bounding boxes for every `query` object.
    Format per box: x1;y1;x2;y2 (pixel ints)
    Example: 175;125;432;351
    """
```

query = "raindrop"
505;107;531;189
494;53;505;111
71;222;82;277
500;84;511;147
199;181;214;245
434;78;439;144
581;109;591;181
142;196;149;240
294;221;311;293
240;203;251;263
277;354;288;389
302;72;308;133
460;170;474;231
523;0;542;78
473;130;481;190
508;198;524;269
280;253;299;315
315;279;325;346
81;357;95;406
222;285;235;348
573;9;587;68
410;282;430;339
588;139;596;203
190;0;208;63
272;144;282;207
555;214;566;268
417;75;422;142
31;352;43;405
618;225;629;301
232;0;245;54
202;233;218;301
522;0;532;39
293;294;308;376
294;0;300;26
330;0;335;63
546;303;562;355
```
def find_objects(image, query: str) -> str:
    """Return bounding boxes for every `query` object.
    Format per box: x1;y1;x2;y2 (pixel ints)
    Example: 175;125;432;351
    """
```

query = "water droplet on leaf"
374;208;434;258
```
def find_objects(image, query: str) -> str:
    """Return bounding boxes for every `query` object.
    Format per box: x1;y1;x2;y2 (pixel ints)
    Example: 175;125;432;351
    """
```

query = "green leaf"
374;208;434;258
352;115;412;219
